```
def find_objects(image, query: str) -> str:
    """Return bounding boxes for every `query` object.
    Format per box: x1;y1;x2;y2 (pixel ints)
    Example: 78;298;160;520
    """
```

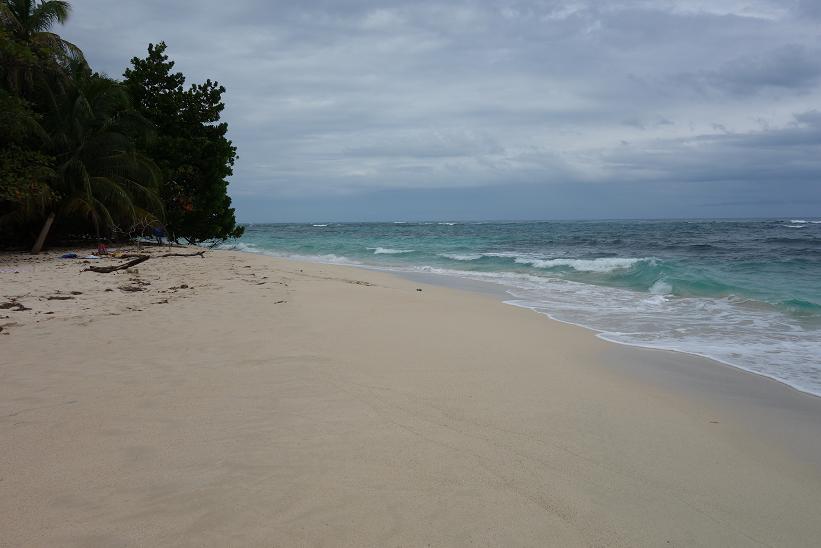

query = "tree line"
0;0;244;251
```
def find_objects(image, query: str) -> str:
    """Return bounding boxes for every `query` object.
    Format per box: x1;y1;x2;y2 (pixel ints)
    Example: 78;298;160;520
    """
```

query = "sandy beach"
1;247;820;547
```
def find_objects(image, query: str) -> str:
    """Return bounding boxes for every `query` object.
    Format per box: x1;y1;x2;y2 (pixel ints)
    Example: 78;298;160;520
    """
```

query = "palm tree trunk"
31;212;56;254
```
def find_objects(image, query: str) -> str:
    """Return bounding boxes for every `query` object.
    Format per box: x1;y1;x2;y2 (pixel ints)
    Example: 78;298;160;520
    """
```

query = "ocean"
225;219;821;396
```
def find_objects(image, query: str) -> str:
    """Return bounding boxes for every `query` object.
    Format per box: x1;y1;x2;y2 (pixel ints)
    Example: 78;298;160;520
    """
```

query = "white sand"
2;248;820;547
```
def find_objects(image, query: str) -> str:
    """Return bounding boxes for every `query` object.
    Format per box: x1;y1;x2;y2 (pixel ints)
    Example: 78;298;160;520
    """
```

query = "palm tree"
0;1;83;94
1;0;85;251
0;1;81;56
0;89;55;227
0;1;162;251
34;68;165;250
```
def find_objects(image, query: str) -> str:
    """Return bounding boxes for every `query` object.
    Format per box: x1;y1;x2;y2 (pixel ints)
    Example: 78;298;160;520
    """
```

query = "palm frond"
0;3;23;34
28;0;70;34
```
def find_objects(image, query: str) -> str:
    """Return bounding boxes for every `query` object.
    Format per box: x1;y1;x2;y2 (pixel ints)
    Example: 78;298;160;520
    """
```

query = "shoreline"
379;263;821;466
2;248;821;546
235;249;821;400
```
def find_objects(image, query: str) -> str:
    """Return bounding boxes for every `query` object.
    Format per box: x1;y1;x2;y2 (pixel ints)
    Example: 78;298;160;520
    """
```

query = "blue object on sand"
60;253;78;259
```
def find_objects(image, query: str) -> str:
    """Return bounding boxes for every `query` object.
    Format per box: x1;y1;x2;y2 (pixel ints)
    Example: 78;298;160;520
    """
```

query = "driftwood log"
160;250;206;258
117;250;206;259
83;255;149;273
115;250;206;260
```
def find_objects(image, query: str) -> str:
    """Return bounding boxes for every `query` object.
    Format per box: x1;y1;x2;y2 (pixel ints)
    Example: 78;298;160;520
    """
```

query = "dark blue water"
226;219;821;395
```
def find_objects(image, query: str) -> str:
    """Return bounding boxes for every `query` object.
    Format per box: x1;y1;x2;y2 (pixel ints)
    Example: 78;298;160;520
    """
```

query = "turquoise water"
226;219;821;396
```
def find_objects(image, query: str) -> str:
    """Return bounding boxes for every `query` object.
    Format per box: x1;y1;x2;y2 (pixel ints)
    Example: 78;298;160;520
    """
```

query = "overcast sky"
62;1;821;221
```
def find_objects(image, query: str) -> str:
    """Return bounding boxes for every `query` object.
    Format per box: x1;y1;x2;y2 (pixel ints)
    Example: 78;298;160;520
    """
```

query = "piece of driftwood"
0;301;30;311
116;250;205;259
83;255;149;273
160;250;206;258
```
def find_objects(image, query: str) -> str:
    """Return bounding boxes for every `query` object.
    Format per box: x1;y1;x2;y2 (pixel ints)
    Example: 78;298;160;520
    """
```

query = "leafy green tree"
41;65;164;242
124;42;243;243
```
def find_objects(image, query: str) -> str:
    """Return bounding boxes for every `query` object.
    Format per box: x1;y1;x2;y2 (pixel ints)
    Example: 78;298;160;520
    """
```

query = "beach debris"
349;280;374;286
416;288;423;292
46;295;74;300
274;300;287;304
118;285;144;292
83;255;149;273
0;300;30;311
60;253;78;259
70;291;83;295
180;284;189;289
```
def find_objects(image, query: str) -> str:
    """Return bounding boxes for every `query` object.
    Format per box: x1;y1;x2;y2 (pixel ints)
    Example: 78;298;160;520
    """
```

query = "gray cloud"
675;45;821;96
60;1;821;220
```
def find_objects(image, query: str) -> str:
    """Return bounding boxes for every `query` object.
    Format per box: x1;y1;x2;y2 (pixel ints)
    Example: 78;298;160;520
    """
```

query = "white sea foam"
218;242;262;253
484;251;533;259
790;219;808;223
438;222;457;226
478;252;649;273
439;253;483;261
277;252;360;265
649;279;673;295
785;224;807;228
514;256;647;272
231;246;360;265
382;264;821;397
312;224;328;227
368;247;415;254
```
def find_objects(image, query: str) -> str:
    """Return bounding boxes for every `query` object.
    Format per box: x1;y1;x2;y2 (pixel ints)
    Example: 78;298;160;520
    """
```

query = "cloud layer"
62;1;821;220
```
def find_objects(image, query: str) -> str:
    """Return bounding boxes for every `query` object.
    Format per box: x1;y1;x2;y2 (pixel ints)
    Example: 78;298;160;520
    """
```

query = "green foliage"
0;1;82;98
42;67;164;237
0;144;56;224
1;3;243;248
0;66;56;234
124;42;243;243
0;91;54;205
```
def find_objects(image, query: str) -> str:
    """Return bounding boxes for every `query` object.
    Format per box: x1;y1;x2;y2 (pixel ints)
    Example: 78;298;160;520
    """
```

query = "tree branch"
83;255;149;273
